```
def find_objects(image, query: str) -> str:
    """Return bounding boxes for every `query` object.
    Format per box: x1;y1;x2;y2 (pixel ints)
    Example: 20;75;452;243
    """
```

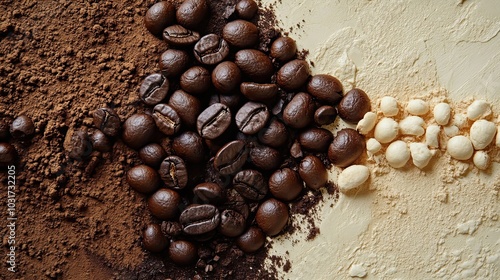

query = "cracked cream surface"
260;0;500;279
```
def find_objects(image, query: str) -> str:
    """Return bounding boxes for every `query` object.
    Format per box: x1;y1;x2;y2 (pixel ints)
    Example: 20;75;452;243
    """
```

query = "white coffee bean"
447;135;473;160
409;142;433;169
443;125;459;137
425;125;440;148
356;112;377;135
366;138;382;154
451;113;467;129
473;151;489;170
467;100;491;120
338;165;370;193
496;125;500;147
433;102;451;126
385;140;410;168
470;120;496;150
399;116;425;136
380;96;399;117
406;99;429;115
374;117;399;144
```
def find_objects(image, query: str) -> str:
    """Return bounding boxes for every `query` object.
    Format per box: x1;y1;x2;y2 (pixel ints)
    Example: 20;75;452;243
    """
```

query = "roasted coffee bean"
298;127;333;152
328;128;365;168
122;114;156;149
159;49;190;77
240;82;278;103
90;130;112;153
212;61;241;94
143;223;169;253
193;182;224;204
93;108;121;137
179;204;220;235
276;59;310;91
66;129;92;160
197;103;231;140
290;140;303;159
127;165;160;194
234;49;274;83
249;145;281;171
235;0;258;19
193;34;230;65
163;25;200;46
176;0;208;29
213;140;248;175
144;1;175;36
235;102;270;135
10;115;35;139
161;221;183;237
270;37;297;63
139;73;169;106
169;240;198;266
299;155;328;190
0;143;16;166
222;20;259;48
257;118;288;148
233;169;267;201
222;189;250;220
283;92;315;129
153;103;181;136
337;88;371;123
180;66;211;95
219;209;246;237
172;131;205;163
209;93;242;111
307;74;343;105
159;155;188;189
139;143;166;167
0;119;10;140
255;198;289;236
168;90;201;127
148;188;181;220
268;168;303;201
314;105;337;126
236;226;265;253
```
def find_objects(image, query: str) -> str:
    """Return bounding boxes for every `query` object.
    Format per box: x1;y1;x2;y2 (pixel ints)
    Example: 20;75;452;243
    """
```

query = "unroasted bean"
197;103;232;139
235;102;270;135
299;155;327;190
153;103;181;136
276;59;310;91
163;25;200;46
180;204;220;235
222;20;259;48
233;169;267;201
234;49;274;83
159;155;188;189
193;34;230;65
328;128;366;168
213;140;248;175
307;74;343;104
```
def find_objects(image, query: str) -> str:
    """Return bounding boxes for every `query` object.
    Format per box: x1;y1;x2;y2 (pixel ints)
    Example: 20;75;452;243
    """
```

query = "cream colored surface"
260;0;500;279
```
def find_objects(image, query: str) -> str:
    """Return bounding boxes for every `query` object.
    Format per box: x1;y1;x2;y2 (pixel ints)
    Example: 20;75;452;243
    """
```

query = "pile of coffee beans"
85;0;371;267
0;115;35;166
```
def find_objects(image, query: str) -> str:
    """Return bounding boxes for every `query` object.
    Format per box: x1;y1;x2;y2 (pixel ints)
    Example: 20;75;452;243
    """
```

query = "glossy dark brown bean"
169;240;198;266
10;115;35;139
162;221;183;237
249;145;282;171
148;188;181;220
328;128;366;168
93;108;120;137
276;59;310;91
240;82;278;102
282;92;315;129
90;130;112;153
0;143;16;166
235;102;270;135
255;198;289;236
236;0;258;19
270;37;297;63
159;155;188;189
127;165;160;194
138;143;166;167
314;105;337;126
234;49;274;83
172;131;205;164
299;155;328;190
143;224;168;253
193;34;230;65
197;103;231;140
222;20;259;48
193;182;224;204
180;66;211;95
268;168;303;201
0;119;10;140
212;61;241;94
163;25;200;46
122;114;156;149
144;1;175;36
209;93;242;111
219;209;246;237
152;104;181;136
179;204;220;235
67;129;92;160
213;140;248;175
176;0;208;29
222;189;250;220
233;169;267;201
307;74;343;105
257;118;288;148
337;88;371;123
168;90;201;128
298;127;333;152
139;73;169;106
159;49;190;77
236;226;265;253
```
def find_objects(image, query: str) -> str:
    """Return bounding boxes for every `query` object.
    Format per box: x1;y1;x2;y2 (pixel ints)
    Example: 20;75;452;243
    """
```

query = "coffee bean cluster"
0;115;35;166
91;0;370;267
